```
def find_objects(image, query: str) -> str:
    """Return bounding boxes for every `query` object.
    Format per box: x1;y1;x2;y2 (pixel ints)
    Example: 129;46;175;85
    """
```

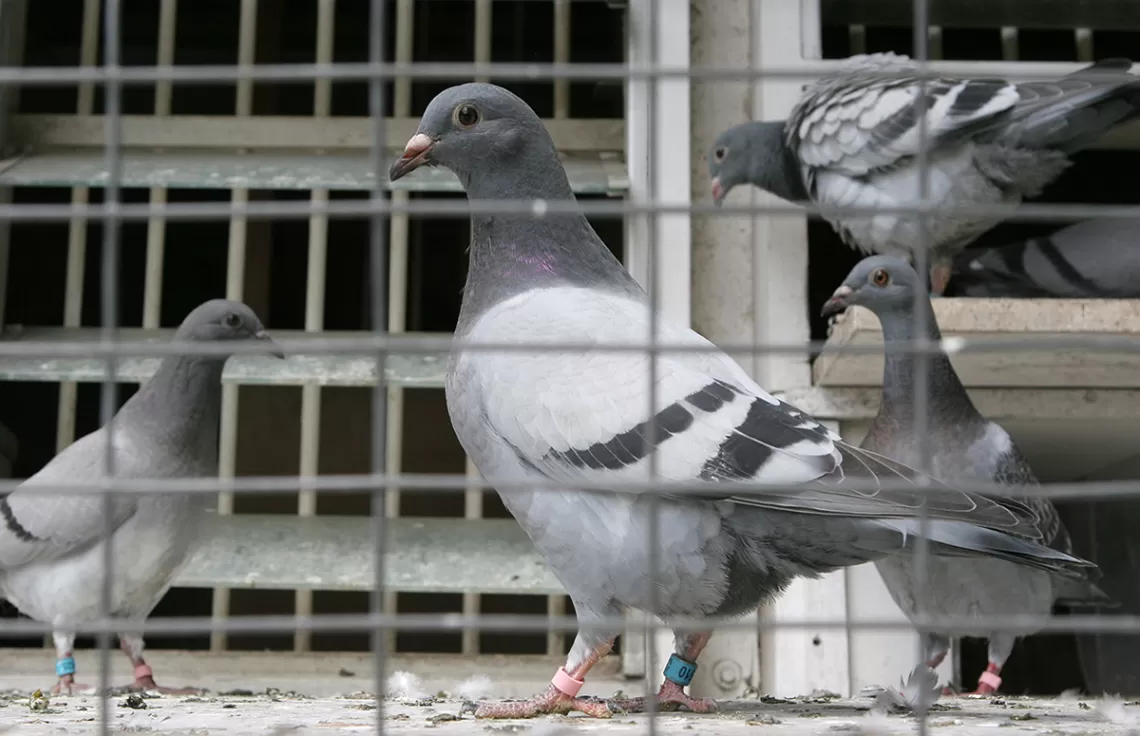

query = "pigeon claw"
51;676;94;696
472;683;614;719
609;680;719;714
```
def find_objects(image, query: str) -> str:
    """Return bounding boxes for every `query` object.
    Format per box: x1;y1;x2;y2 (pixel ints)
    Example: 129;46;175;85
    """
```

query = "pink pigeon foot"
124;663;206;695
51;674;94;695
471;683;614;719
611;679;719;713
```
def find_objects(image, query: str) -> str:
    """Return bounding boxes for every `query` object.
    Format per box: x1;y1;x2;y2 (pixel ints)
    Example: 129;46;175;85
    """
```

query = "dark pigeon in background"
951;217;1140;298
707;53;1140;295
389;82;1099;720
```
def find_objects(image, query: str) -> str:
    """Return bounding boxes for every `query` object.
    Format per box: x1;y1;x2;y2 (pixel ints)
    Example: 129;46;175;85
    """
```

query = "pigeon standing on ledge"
0;299;282;694
951;217;1140;298
822;256;1111;695
390;82;1097;719
708;54;1140;295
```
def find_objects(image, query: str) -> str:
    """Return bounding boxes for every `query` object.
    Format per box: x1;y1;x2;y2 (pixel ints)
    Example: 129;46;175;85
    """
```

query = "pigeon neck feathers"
875;300;980;427
117;340;225;453
747;121;809;203
458;124;641;331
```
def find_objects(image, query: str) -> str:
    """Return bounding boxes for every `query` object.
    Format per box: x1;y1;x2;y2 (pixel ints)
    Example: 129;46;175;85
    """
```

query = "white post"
683;0;764;701
746;0;849;698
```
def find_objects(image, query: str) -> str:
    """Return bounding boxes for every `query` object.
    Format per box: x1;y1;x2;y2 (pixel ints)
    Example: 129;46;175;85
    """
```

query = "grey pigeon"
389;82;1097;720
821;255;1110;695
707;53;1140;295
951;217;1140;298
0;299;282;694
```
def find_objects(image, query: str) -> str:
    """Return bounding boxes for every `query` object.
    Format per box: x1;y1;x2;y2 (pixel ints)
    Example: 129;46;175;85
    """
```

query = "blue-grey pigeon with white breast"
822;255;1111;695
389;82;1098;720
707;53;1140;295
0;299;282;694
951;217;1140;298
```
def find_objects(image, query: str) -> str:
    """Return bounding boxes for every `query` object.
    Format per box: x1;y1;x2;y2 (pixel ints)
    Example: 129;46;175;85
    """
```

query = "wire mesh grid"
2;0;1140;734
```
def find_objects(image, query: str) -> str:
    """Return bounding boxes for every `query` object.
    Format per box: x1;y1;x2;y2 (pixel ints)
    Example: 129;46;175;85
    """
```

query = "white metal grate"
0;0;630;662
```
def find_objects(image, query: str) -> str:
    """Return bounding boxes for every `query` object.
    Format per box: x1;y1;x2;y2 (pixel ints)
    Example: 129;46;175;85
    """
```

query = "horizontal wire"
3;334;1140;365
3;612;1140;638
0;60;1133;86
1;199;1139;226
4;469;1140;505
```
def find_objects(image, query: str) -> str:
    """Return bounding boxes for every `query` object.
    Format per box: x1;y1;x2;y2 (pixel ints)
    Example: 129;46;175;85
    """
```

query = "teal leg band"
663;653;696;686
56;657;76;677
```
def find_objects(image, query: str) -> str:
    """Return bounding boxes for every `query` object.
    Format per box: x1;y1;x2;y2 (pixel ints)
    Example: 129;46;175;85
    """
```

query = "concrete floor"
0;649;1136;735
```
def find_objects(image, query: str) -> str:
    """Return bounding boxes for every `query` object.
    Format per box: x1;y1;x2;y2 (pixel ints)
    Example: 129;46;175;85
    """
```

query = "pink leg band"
134;663;154;681
978;670;1002;690
551;667;584;697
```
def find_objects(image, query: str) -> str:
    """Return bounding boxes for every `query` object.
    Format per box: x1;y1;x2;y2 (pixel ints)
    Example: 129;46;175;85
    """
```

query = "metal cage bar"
381;0;415;658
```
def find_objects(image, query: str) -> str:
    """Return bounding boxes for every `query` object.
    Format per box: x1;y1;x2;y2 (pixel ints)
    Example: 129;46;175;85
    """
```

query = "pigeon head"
707;120;803;206
821;255;924;318
389;83;569;199
175;299;284;359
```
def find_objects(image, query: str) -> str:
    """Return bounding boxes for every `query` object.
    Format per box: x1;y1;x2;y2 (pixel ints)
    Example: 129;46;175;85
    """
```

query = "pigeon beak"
710;177;724;208
388;133;436;182
255;330;286;360
820;285;854;318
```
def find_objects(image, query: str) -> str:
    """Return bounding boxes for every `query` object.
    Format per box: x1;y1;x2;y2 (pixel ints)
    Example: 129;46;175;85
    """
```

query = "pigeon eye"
714;147;727;162
871;269;890;287
455;103;480;128
223;313;242;328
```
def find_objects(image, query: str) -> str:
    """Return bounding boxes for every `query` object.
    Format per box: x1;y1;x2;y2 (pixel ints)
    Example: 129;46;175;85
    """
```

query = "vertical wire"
462;0;493;658
295;0;336;653
212;0;258;653
546;0;570;660
98;0;123;731
142;0;177;330
369;0;390;728
463;456;485;655
643;0;661;732
911;0;932;732
382;0;414;657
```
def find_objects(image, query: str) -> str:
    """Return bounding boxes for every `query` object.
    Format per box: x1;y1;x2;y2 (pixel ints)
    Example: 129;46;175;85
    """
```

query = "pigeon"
707;53;1140;295
0;299;282;695
388;82;1097;720
821;255;1111;695
951;217;1140;298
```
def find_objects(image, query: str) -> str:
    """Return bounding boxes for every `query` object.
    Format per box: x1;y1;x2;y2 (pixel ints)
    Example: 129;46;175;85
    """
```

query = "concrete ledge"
814;299;1140;389
177;515;561;595
780;386;1140;422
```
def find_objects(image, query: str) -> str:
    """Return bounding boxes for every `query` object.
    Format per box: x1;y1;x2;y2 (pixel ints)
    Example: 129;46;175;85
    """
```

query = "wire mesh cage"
1;0;1140;734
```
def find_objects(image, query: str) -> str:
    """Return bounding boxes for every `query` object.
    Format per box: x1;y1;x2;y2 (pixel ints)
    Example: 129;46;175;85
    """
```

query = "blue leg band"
663;653;697;686
56;657;76;677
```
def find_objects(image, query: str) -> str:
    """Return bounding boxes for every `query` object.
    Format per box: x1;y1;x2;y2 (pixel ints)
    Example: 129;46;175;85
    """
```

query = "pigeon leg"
929;260;952;297
942;633;1013;696
966;633;1014;695
923;631;951;669
119;633;204;695
611;630;718;713
50;631;93;695
472;634;617;719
